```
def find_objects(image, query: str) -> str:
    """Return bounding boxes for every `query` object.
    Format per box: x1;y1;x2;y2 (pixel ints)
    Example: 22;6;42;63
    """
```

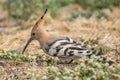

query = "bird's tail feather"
87;53;115;65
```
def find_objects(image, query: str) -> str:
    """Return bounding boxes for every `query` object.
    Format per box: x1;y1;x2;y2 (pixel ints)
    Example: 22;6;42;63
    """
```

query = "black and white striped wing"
45;37;93;58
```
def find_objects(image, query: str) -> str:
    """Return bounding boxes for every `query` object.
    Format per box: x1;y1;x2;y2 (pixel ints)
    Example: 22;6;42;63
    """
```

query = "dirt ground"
0;1;120;79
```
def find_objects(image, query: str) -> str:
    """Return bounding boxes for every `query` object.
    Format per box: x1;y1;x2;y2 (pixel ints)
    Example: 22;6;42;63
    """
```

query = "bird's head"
22;9;48;54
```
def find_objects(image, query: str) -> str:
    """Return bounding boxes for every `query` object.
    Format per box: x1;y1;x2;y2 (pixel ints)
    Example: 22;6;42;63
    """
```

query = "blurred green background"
3;0;120;20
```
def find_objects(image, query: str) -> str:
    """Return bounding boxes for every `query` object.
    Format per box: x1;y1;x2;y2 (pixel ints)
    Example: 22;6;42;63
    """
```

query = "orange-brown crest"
32;9;47;30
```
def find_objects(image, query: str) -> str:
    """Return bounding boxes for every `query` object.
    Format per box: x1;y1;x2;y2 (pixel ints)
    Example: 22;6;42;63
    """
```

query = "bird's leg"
57;58;74;64
67;59;74;64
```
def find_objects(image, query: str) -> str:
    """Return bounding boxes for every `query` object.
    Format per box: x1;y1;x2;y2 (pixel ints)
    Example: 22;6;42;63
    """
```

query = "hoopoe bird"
22;9;114;64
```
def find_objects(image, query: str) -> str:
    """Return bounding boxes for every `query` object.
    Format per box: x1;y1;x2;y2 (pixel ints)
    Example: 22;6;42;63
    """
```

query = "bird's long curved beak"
22;38;33;54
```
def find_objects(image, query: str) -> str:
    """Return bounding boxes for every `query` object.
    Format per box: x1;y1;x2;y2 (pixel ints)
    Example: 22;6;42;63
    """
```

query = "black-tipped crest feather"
41;9;47;19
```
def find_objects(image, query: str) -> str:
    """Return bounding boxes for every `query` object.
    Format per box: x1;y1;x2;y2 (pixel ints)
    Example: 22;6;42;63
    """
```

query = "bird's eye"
32;32;35;36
